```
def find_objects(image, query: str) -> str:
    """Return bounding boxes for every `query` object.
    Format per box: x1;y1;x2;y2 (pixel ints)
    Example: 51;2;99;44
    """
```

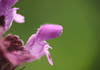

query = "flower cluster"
0;0;63;70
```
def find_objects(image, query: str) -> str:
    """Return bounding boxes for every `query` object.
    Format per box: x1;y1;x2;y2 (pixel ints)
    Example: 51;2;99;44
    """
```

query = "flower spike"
0;0;63;70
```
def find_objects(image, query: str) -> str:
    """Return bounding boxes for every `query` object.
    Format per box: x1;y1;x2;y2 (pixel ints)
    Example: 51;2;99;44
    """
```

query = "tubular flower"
0;0;24;35
0;0;63;70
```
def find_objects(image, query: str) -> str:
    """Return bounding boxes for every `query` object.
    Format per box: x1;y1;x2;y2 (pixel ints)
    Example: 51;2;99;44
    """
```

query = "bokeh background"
7;0;100;70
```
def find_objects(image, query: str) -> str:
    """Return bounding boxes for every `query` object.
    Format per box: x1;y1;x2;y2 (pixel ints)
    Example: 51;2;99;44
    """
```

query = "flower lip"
36;24;63;40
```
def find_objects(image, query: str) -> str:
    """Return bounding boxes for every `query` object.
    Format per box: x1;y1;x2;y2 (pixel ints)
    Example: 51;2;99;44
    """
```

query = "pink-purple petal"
4;8;15;30
36;24;63;40
44;44;54;65
13;8;25;23
14;13;25;23
0;0;18;16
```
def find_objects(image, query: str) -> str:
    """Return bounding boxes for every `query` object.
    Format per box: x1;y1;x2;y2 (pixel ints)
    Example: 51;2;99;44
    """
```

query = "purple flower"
25;24;63;65
0;0;63;70
0;0;24;35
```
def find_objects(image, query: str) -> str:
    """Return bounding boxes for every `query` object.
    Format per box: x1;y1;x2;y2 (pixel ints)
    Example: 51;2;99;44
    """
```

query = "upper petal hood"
36;24;63;41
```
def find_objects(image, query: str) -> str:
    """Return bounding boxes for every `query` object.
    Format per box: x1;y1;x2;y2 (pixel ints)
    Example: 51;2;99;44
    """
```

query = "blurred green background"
7;0;100;70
